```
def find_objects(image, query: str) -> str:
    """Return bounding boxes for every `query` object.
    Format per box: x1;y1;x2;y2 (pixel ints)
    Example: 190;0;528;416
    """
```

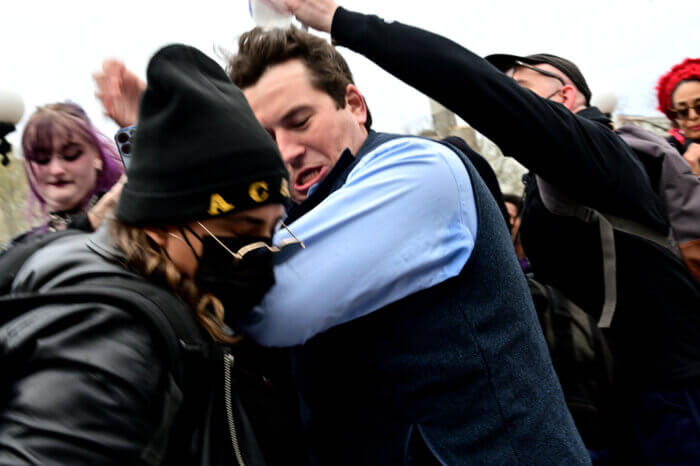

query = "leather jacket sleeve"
0;301;172;465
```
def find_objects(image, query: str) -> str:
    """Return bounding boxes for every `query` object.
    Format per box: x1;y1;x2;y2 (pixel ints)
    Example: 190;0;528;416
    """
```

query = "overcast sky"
4;0;698;152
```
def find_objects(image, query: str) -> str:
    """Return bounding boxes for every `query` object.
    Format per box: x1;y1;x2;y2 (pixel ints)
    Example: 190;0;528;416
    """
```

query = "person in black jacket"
0;44;298;465
279;0;700;463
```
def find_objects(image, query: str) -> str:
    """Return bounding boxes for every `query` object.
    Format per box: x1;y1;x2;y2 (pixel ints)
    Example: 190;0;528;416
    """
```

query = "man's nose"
276;131;304;167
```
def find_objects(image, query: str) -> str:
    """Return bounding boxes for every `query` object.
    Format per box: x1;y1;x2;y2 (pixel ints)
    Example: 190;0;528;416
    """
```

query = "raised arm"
241;138;477;346
284;2;666;225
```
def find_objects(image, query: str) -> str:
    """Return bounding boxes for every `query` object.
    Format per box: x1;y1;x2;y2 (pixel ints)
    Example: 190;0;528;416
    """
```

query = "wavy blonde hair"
109;220;239;344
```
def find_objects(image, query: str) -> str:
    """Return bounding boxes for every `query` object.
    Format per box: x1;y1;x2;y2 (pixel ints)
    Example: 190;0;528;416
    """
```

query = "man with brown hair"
228;27;370;203
94;32;588;464
277;0;700;463
226;26;588;465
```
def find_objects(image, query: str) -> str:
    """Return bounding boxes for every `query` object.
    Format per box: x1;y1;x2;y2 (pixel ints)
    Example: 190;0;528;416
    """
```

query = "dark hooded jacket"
327;7;700;391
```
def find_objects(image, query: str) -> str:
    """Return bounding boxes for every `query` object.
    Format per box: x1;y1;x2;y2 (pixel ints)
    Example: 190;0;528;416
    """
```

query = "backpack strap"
87;276;211;358
0;227;217;381
0;229;84;294
0;275;222;465
602;214;677;251
535;176;675;328
0;276;210;383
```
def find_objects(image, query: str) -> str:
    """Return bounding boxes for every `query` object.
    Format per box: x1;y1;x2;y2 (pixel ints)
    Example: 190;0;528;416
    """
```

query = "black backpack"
527;276;615;450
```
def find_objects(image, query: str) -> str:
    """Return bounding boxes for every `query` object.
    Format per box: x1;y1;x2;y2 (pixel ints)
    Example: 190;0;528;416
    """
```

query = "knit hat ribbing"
116;44;289;226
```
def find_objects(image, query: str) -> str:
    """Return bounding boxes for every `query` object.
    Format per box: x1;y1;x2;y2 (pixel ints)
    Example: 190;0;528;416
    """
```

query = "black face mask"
193;234;276;320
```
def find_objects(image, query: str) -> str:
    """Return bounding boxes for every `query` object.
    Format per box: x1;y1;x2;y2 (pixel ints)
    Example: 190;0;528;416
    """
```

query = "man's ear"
560;84;579;111
144;227;168;248
345;84;367;126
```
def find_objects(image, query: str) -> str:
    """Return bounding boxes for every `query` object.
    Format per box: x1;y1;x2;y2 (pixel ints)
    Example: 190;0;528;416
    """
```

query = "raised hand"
88;175;126;230
93;59;146;128
683;143;700;176
281;0;339;33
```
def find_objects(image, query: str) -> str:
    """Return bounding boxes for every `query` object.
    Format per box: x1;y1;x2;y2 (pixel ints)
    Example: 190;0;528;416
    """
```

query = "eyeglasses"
669;103;700;121
197;221;305;261
513;60;566;87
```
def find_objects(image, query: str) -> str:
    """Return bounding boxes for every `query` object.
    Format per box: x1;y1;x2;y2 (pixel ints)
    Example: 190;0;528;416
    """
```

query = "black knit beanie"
116;44;289;226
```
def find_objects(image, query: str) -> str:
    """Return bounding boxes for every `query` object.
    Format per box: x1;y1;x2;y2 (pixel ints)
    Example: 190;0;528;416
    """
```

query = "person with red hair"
656;58;700;176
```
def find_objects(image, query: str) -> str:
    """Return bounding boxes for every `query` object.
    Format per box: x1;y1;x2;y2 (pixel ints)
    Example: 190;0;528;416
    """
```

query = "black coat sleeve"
0;303;172;465
331;8;668;229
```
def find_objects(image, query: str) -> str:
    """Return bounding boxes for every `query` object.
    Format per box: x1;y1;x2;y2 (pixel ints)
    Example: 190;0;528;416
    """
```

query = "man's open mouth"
295;166;326;193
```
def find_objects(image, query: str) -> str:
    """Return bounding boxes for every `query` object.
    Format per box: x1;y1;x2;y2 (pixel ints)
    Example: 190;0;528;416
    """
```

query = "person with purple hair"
16;102;124;239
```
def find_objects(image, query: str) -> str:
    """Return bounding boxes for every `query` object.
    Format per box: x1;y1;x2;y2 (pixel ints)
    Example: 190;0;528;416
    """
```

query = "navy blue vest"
289;132;589;465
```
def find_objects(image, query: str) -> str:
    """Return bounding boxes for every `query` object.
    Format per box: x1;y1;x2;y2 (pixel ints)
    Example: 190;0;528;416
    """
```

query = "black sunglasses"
669;103;700;120
513;60;566;87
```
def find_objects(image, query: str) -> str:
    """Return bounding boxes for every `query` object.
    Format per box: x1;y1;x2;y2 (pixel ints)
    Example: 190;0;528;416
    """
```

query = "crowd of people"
1;1;698;465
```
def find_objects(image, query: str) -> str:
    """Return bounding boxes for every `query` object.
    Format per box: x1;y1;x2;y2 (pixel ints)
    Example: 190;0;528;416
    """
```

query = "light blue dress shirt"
241;137;478;346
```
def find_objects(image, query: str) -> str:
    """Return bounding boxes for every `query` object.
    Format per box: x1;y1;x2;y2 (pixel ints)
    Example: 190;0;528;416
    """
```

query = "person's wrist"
324;3;339;33
329;5;344;41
